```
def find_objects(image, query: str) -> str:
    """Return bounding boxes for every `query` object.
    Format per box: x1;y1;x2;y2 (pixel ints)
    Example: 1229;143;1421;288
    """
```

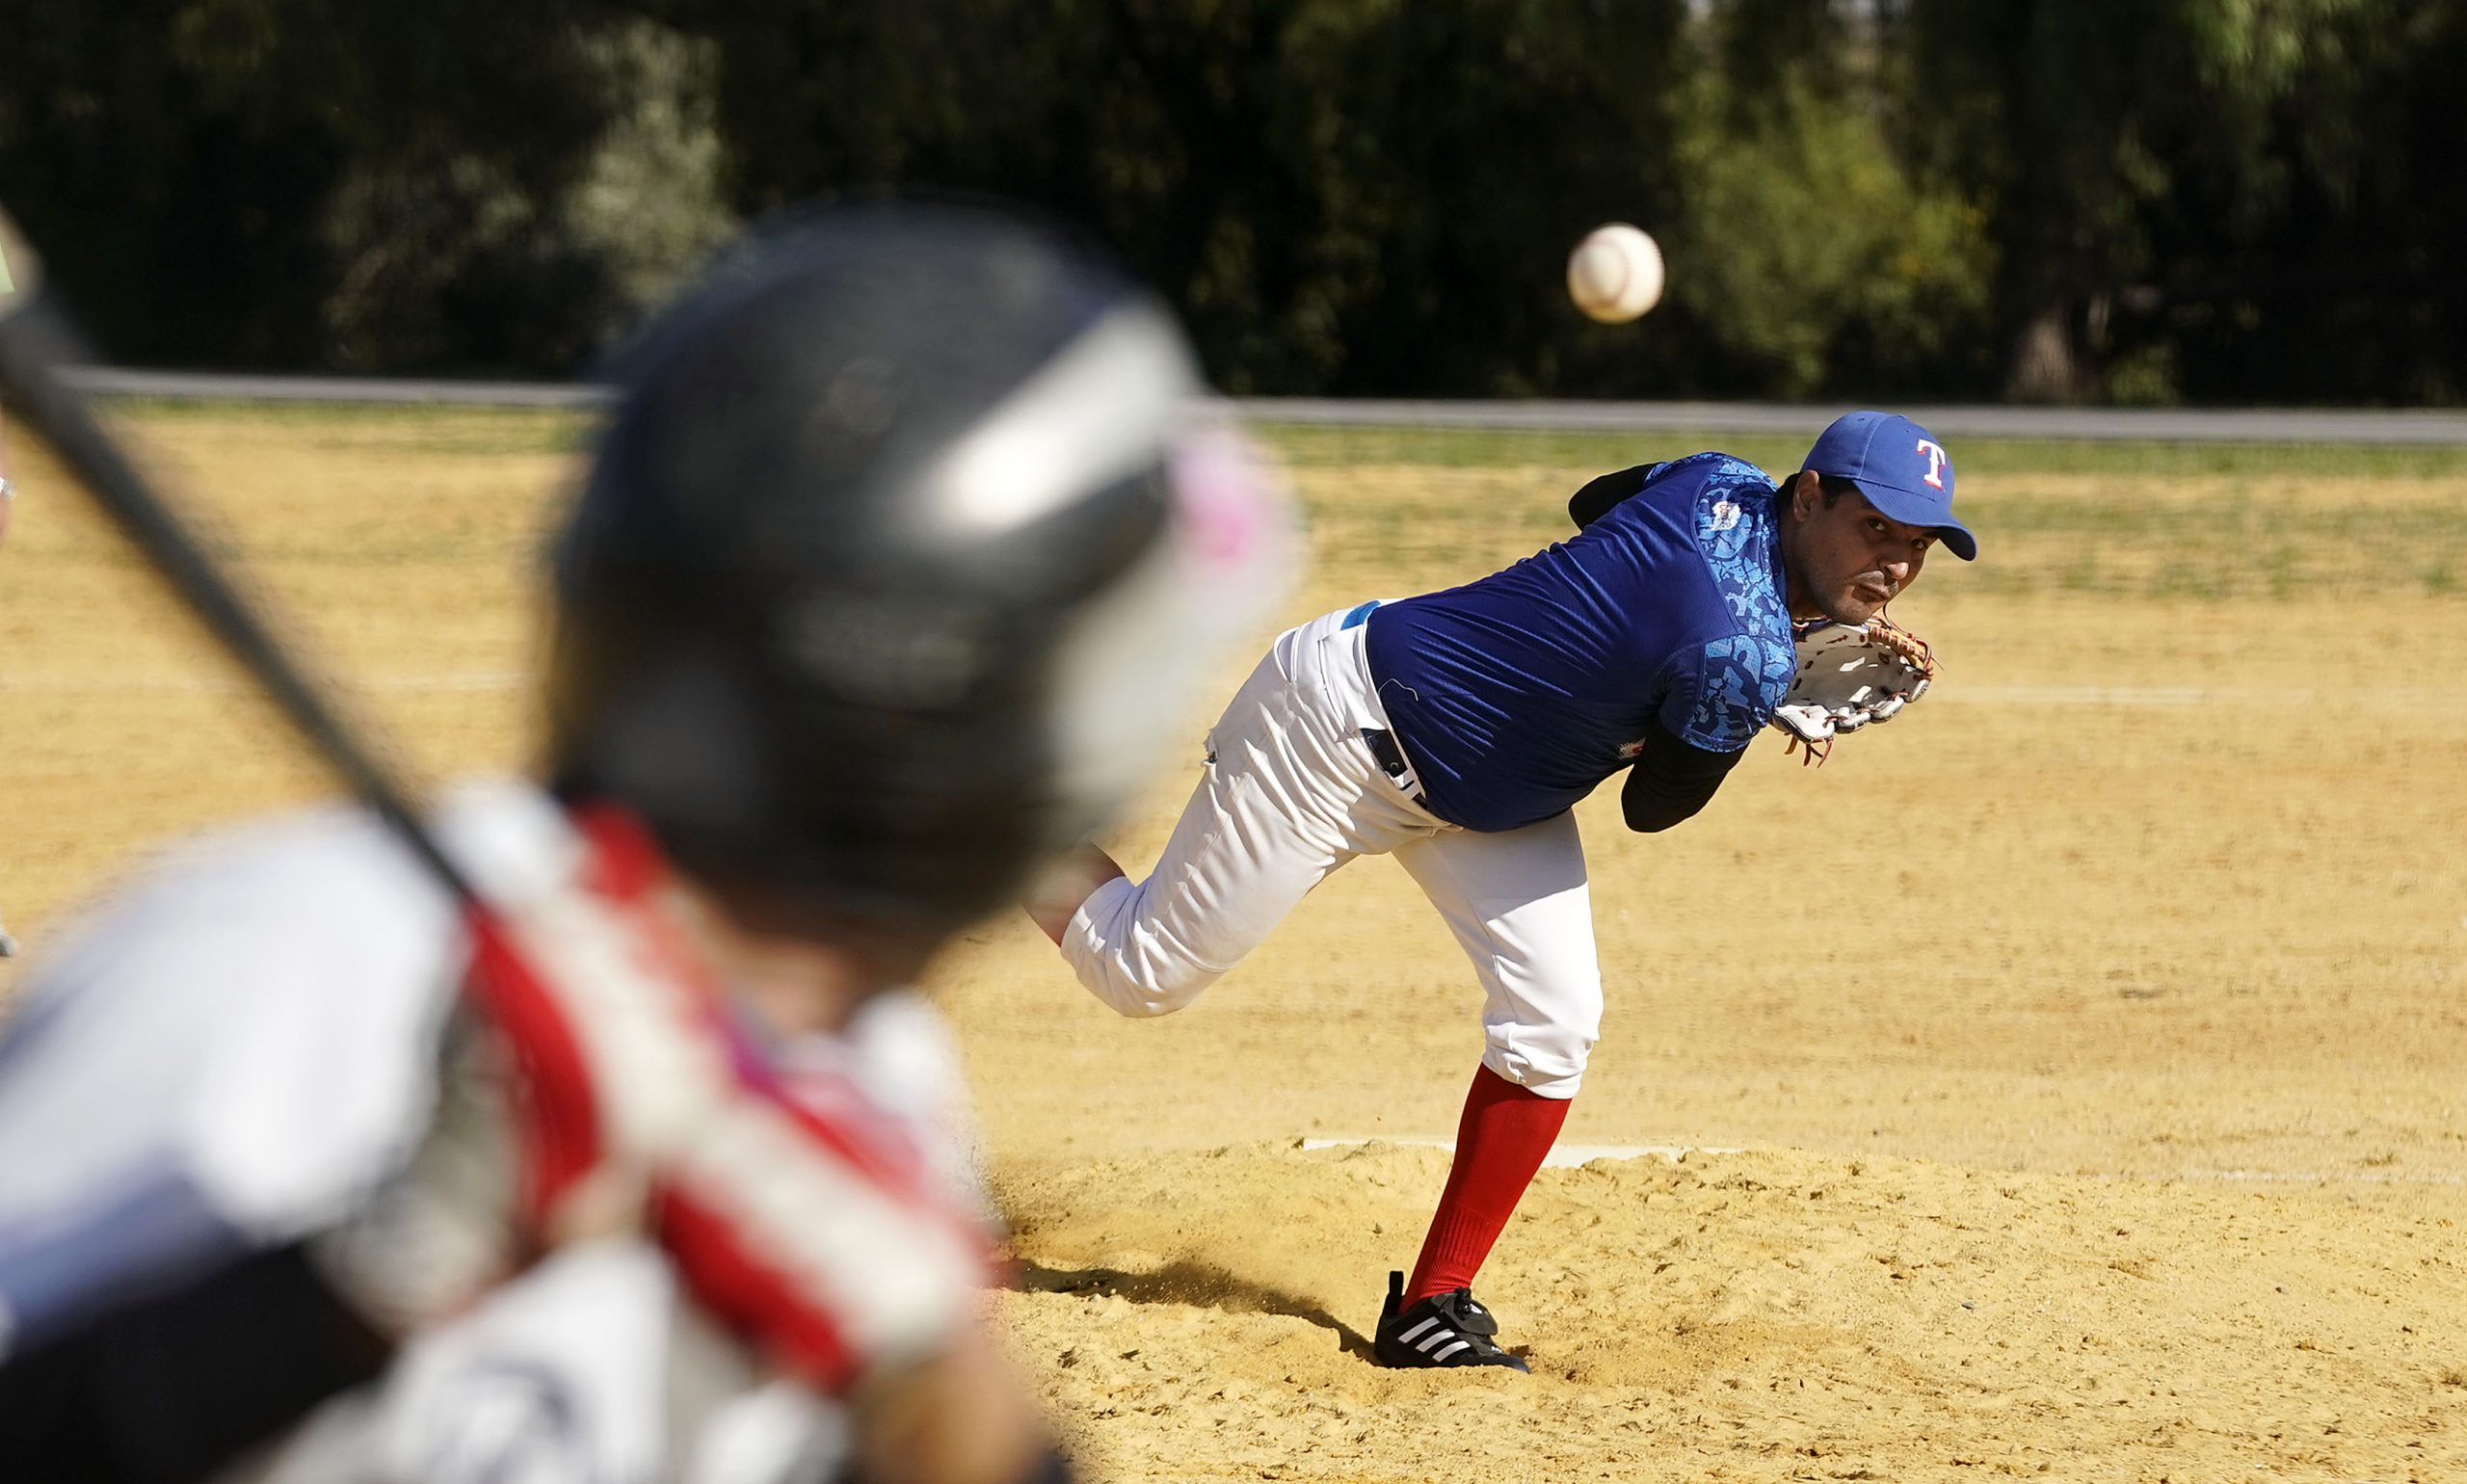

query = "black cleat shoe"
1372;1269;1529;1370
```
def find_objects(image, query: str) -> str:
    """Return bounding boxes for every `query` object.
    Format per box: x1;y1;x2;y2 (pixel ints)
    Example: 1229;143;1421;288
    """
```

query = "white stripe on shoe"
1429;1339;1471;1363
1397;1317;1441;1345
1415;1328;1455;1355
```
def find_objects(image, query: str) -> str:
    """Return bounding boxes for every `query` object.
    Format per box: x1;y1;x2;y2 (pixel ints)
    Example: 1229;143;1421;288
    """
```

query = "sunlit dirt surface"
2;409;2461;1481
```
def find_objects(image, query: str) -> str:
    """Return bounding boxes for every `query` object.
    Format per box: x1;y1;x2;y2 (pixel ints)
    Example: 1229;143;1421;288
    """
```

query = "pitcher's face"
1783;476;1935;624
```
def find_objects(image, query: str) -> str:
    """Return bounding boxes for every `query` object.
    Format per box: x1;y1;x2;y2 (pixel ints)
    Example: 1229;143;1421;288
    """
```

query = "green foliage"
0;0;2458;401
1671;73;1992;397
317;17;735;370
1887;0;2453;403
665;0;1698;395
0;1;732;372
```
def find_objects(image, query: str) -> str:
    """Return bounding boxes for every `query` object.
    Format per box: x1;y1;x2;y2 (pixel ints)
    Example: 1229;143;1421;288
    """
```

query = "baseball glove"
1769;614;1940;765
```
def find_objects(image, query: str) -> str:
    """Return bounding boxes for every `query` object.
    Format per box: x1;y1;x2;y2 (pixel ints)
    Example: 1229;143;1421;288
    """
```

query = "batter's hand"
458;806;987;1393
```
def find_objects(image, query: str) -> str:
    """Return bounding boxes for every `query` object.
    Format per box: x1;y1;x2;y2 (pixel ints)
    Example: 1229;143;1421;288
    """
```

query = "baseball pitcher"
1029;411;1973;1370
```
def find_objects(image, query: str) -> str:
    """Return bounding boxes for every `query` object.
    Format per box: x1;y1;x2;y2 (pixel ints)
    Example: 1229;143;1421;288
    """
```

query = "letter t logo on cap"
1915;438;1949;490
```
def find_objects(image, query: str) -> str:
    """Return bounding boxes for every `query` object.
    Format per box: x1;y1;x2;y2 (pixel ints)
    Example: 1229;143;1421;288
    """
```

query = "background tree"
1880;0;2446;402
0;0;2455;402
0;0;728;371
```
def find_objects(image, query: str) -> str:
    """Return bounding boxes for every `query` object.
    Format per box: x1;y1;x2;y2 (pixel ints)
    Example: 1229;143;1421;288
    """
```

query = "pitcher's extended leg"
1402;1064;1571;1305
1391;811;1602;1304
1057;624;1392;1018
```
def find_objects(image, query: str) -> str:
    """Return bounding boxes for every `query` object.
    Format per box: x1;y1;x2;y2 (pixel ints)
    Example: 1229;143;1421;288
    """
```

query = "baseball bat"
0;207;480;904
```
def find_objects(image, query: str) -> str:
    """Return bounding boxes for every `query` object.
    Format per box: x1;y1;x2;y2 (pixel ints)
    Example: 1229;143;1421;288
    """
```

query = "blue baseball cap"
1802;411;1976;561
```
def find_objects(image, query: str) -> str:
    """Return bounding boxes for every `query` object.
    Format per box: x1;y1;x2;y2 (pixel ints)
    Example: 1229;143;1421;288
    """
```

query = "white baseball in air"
1566;223;1664;324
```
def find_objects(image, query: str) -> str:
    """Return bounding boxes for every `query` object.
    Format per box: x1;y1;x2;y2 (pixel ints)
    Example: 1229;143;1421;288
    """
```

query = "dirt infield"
2;408;2461;1480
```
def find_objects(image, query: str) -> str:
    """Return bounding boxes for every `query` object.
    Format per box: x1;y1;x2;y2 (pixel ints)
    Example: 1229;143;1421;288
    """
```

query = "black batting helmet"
545;199;1290;941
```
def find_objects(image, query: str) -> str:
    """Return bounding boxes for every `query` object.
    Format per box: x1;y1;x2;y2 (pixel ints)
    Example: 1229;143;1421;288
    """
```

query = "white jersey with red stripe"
0;782;993;1481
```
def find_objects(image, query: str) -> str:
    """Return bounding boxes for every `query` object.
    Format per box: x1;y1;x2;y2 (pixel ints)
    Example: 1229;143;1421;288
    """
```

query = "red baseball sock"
1401;1064;1571;1306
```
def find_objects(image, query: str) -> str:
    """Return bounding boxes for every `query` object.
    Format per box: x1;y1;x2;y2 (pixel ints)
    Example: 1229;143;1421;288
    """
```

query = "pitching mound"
995;1141;2464;1482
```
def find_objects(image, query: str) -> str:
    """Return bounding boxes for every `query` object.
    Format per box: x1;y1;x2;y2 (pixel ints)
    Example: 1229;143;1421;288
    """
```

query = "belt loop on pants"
1359;727;1427;808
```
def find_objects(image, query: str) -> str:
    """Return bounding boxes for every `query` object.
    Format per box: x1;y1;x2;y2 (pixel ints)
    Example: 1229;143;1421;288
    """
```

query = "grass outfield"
3;405;2463;1480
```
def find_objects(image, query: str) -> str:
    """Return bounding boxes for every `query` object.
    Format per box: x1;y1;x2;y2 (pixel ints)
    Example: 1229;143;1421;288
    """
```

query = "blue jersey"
1362;454;1795;833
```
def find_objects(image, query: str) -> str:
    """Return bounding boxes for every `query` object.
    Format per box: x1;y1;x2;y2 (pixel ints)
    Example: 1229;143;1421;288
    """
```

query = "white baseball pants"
1062;603;1603;1098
